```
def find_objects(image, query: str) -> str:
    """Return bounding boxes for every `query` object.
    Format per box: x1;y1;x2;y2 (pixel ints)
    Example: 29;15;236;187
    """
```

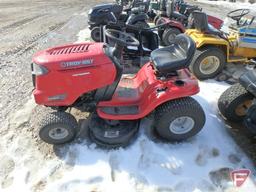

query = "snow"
198;0;256;10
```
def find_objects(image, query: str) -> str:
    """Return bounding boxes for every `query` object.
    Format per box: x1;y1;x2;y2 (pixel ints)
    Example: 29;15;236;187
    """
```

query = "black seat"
167;0;187;20
151;34;196;75
191;11;222;36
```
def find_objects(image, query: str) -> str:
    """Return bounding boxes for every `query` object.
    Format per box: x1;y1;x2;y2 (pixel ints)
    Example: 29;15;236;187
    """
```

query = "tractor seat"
151;34;196;75
191;11;222;36
172;11;187;20
166;0;187;20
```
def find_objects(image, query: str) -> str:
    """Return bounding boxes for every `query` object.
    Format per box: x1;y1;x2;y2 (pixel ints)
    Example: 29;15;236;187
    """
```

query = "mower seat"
151;34;196;75
166;0;187;20
191;11;222;36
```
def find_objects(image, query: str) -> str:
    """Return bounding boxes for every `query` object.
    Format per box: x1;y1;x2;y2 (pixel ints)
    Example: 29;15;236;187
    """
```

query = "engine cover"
32;43;116;106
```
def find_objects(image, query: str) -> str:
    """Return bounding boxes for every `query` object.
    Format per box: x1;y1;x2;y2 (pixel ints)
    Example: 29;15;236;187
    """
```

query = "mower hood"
32;42;106;70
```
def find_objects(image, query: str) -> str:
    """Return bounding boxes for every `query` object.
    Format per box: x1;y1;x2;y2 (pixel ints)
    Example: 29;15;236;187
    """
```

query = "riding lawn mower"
31;29;206;147
156;0;223;46
218;69;256;137
88;0;150;42
186;9;256;80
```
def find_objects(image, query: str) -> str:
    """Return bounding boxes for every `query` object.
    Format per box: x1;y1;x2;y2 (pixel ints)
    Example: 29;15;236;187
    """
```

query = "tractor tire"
154;15;161;25
218;83;254;122
91;27;101;42
156;17;165;40
162;27;181;46
39;112;78;145
154;97;205;141
189;47;226;80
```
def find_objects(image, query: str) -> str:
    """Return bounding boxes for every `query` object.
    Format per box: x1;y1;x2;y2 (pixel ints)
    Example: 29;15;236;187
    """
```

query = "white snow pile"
198;0;256;9
1;30;256;192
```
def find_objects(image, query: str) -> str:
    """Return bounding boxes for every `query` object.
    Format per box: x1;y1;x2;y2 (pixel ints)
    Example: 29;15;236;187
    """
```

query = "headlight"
31;63;48;76
88;9;93;14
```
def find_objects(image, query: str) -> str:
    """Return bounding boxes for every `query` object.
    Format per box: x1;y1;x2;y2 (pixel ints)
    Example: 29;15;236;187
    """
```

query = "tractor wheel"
218;83;254;122
162;28;181;46
154;15;161;25
156;17;165;40
39;112;78;144
91;27;101;42
154;97;205;141
189;47;226;80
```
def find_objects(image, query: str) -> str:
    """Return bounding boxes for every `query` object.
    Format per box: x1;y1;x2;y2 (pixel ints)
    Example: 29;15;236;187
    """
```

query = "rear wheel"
39;112;78;144
189;47;226;80
218;83;254;122
154;15;161;25
156;17;165;40
154;97;205;141
162;27;181;46
91;27;101;42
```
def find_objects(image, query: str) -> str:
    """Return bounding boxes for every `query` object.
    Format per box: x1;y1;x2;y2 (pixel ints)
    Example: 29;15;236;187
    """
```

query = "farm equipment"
156;0;223;46
88;0;150;42
187;9;256;80
31;30;205;147
218;70;256;137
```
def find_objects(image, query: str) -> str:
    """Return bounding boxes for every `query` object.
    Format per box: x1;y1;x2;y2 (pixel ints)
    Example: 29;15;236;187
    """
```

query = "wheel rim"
167;33;176;44
199;56;220;75
235;100;253;116
92;29;100;41
169;116;195;134
49;127;69;140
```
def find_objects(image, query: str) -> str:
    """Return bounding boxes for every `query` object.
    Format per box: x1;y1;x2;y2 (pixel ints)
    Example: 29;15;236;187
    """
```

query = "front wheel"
162;28;181;46
154;97;205;141
218;83;254;122
39;112;78;144
189;47;226;80
91;27;101;42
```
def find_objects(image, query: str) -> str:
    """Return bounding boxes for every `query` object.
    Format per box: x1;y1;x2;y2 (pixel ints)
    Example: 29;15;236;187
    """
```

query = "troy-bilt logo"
61;59;93;68
230;169;251;187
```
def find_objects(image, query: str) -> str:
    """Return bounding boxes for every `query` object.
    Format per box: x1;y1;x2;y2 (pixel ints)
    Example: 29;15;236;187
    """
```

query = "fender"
160;17;185;32
239;70;256;97
126;13;149;25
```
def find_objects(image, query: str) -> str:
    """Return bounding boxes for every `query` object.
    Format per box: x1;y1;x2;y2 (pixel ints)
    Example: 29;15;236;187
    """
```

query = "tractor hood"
32;42;109;70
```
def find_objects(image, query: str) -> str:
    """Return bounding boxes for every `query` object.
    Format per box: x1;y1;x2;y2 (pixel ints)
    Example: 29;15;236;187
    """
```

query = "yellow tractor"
186;9;256;80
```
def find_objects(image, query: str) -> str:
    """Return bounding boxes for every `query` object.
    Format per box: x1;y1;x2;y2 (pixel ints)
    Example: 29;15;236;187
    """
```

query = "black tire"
154;97;205;141
156;17;165;40
162;27;181;46
39;112;78;144
189;47;226;80
91;27;101;42
218;83;254;122
154;15;161;25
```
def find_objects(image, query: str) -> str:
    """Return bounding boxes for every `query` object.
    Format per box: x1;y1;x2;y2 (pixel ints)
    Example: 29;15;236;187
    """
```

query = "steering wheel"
227;9;250;24
105;29;140;47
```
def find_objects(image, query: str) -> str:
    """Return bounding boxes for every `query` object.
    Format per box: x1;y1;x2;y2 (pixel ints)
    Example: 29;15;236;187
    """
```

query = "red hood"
32;42;106;69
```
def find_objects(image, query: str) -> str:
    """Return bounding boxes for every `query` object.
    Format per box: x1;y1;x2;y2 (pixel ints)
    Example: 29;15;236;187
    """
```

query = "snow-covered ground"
1;24;256;191
198;0;256;9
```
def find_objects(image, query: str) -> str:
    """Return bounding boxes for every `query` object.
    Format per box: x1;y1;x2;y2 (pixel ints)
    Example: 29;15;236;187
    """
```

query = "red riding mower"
156;0;223;46
32;29;206;147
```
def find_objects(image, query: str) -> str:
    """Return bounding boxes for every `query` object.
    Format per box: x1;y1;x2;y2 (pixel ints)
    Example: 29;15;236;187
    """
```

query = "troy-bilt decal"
230;169;251;187
61;59;93;68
